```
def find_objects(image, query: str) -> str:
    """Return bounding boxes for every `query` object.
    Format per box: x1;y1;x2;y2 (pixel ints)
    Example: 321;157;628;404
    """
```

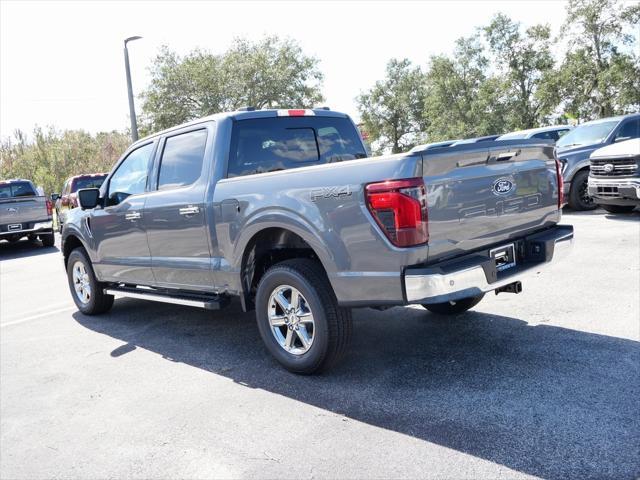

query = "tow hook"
495;281;522;295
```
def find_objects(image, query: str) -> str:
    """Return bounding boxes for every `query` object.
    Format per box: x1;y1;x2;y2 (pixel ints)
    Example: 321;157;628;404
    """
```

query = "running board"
104;287;229;310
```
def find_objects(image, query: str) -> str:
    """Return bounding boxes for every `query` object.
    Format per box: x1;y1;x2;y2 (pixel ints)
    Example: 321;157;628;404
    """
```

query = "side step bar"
104;287;229;310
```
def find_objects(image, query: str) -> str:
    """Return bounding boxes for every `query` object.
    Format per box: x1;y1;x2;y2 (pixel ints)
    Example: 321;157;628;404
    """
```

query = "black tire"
568;170;597;211
422;294;485;315
66;247;114;315
40;233;55;247
255;258;352;374
600;204;636;214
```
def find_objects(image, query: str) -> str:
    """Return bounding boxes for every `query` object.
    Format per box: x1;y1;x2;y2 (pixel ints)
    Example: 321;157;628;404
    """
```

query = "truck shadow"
73;300;639;479
563;208;640;221
0;238;59;259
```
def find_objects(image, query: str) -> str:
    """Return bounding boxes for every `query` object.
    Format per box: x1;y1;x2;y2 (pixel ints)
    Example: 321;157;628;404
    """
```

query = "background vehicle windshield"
556;120;618;148
73;176;106;191
0;182;37;199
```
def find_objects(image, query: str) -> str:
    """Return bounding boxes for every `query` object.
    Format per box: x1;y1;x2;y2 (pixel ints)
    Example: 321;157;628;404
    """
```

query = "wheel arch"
238;225;334;311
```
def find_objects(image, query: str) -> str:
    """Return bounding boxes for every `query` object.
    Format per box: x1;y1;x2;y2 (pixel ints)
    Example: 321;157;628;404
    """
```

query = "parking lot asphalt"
1;209;639;479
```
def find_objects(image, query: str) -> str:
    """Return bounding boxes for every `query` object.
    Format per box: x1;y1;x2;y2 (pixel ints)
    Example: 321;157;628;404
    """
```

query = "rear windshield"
227;116;367;178
72;176;106;191
0;182;37;199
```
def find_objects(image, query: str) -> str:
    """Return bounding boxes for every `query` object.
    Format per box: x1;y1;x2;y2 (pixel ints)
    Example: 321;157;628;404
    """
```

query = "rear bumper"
0;220;54;237
404;225;574;304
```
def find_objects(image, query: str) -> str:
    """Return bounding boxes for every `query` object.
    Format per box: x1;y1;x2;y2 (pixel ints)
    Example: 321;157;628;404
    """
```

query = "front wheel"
600;204;636;214
66;248;114;315
255;259;352;374
422;294;485;315
568;170;597;211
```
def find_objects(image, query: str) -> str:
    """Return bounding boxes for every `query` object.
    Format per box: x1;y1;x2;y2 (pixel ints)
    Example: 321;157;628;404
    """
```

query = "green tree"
484;14;558;129
140;36;325;132
356;59;425;154
0;128;130;194
559;0;640;120
422;35;507;141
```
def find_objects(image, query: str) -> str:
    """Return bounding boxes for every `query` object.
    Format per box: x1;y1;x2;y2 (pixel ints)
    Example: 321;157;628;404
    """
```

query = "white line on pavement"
1;305;76;328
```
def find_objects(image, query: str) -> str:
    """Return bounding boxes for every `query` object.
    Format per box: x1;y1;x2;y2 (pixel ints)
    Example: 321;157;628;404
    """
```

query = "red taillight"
365;178;428;247
69;192;78;207
276;109;315;117
555;158;564;208
45;199;53;216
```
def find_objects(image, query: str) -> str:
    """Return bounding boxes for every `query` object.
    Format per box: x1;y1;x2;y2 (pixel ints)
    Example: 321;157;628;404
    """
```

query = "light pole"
124;36;142;141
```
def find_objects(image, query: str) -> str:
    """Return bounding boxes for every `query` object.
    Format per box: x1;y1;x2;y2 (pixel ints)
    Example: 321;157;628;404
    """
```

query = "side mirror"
51;193;60;202
108;191;130;206
77;188;101;209
614;136;630;143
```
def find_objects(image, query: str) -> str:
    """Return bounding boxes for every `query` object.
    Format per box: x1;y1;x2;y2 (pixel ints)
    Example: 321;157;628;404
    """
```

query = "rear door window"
157;129;208;190
228;116;367;177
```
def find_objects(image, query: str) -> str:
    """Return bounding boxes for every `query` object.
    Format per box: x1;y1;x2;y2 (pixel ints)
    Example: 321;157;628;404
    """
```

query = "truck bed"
213;138;562;306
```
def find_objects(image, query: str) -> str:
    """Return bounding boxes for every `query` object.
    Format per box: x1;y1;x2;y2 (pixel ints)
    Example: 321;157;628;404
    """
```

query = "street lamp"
124;36;142;141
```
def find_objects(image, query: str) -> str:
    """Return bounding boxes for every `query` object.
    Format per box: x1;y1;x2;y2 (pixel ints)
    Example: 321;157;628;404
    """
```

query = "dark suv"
53;174;107;231
555;113;640;210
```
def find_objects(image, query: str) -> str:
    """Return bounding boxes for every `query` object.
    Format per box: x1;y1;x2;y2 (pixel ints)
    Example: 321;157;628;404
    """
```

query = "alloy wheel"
268;284;315;355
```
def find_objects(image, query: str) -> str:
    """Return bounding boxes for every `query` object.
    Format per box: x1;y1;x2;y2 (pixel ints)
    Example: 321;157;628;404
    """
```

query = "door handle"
496;151;519;161
179;206;200;216
125;212;141;221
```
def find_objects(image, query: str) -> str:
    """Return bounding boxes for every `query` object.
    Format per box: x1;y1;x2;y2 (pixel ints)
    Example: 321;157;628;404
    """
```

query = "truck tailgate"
423;141;560;262
0;197;49;225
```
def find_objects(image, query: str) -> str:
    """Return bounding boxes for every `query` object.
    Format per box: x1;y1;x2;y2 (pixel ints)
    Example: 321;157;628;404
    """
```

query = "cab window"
107;142;155;205
228;116;367;178
157;129;208;190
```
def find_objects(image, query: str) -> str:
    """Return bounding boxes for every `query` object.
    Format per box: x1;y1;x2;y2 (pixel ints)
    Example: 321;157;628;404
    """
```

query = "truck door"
143;125;215;292
90;141;156;284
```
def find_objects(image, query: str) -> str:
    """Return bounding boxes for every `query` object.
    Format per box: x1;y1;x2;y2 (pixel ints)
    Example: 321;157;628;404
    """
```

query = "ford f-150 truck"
1;179;55;247
61;108;573;373
588;138;640;213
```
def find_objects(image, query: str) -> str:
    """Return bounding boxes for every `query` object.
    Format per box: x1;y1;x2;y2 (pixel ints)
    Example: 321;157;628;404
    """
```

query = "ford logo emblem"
492;178;515;195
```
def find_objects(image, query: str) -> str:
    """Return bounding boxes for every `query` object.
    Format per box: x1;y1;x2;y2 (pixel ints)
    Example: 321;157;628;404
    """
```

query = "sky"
0;0;572;139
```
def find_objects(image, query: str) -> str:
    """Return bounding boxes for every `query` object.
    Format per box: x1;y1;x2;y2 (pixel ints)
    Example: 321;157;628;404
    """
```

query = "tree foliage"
357;0;639;151
484;14;558;129
422;35;508;141
0;128;130;194
558;0;640;120
140;36;325;132
356;59;425;154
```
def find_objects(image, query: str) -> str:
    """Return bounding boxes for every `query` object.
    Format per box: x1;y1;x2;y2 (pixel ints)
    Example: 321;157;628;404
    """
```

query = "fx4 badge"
492;177;515;196
310;185;352;202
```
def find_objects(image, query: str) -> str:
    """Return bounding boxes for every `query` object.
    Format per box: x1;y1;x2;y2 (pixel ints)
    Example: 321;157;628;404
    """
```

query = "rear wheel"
422;294;485;315
40;233;55;247
255;258;352;374
66;248;113;315
600;204;636;214
568;170;596;211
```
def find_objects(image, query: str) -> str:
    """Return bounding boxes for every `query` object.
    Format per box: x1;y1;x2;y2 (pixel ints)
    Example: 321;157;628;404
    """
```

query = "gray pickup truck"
61;108;573;373
1;179;55;247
